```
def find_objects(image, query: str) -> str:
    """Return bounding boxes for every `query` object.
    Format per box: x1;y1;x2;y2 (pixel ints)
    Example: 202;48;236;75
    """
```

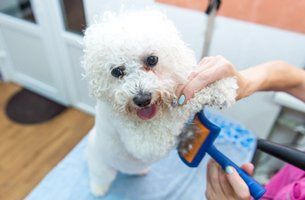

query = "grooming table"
27;110;256;200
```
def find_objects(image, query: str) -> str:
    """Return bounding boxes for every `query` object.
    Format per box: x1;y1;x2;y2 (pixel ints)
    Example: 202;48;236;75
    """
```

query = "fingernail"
178;95;186;105
225;166;234;174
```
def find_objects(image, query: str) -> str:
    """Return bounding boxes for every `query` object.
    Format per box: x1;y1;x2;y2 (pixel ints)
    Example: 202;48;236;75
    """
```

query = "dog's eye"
145;56;158;67
111;66;125;78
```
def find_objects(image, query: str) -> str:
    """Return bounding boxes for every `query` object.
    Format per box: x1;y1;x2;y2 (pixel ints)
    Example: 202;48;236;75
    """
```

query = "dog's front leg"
87;138;117;197
87;154;117;197
181;77;238;114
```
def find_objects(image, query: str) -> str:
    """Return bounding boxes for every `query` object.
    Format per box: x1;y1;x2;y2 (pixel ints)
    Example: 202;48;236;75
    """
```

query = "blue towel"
27;110;256;200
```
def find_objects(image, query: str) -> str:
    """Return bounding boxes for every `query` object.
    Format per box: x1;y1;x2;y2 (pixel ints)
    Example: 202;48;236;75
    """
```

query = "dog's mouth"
136;104;157;120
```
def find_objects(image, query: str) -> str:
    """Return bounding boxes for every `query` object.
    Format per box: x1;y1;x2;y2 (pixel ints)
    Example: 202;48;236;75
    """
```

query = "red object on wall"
156;0;305;34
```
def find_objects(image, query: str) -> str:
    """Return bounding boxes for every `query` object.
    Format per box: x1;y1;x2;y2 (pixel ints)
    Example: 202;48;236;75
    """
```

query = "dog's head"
84;10;196;120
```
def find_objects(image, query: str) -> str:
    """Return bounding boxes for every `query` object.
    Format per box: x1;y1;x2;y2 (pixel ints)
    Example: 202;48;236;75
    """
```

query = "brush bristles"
178;117;209;163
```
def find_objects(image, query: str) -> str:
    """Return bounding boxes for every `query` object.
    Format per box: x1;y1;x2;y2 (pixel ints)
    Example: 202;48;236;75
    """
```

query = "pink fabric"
262;165;305;200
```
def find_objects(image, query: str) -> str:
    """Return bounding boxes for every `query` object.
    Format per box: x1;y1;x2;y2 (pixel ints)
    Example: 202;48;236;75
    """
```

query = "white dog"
83;10;237;196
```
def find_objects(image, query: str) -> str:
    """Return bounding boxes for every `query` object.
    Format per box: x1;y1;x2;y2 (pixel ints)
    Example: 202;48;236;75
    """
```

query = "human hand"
176;56;248;105
205;159;254;200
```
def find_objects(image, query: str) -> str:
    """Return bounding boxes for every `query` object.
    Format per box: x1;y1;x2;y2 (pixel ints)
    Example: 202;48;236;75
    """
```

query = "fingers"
189;56;219;79
206;160;230;200
241;163;254;176
206;160;253;200
199;56;220;67
207;160;223;193
176;57;216;101
225;166;251;200
176;56;236;105
206;162;216;200
187;58;216;81
218;165;235;196
181;68;213;101
206;160;216;199
181;65;229;101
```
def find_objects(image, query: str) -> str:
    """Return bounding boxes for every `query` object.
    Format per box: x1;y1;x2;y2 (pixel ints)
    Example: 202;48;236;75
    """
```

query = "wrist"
238;64;270;100
237;70;264;100
285;80;305;102
236;74;251;100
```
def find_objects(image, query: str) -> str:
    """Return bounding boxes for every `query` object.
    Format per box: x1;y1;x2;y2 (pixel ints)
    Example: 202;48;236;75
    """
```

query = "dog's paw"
90;181;110;197
181;77;238;115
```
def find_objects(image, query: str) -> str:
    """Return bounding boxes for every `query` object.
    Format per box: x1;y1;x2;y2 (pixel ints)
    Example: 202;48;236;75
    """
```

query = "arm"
176;57;305;105
239;61;305;101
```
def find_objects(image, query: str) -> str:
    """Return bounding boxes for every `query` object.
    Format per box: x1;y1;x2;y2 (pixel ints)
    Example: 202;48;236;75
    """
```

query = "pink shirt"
262;165;305;200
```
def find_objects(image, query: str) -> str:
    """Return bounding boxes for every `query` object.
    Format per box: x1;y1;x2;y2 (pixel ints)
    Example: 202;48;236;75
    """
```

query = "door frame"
0;0;69;104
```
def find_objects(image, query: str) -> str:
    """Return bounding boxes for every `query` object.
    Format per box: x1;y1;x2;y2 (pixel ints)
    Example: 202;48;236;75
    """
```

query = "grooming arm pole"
202;0;222;58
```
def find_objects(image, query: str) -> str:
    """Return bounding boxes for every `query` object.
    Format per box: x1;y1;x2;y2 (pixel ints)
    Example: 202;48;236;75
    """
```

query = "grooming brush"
178;110;266;199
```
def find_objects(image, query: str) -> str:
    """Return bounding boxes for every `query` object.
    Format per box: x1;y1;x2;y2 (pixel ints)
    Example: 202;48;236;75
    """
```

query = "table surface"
27;110;256;200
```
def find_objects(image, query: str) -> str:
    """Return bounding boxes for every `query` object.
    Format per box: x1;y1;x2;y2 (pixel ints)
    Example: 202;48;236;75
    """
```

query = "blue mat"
27;110;256;200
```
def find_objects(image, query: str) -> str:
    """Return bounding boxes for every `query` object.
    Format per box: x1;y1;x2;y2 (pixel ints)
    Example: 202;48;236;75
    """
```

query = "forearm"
239;61;305;101
288;80;305;101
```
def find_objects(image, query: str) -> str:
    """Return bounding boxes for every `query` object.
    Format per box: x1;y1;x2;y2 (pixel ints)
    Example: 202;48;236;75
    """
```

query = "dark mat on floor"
5;88;66;124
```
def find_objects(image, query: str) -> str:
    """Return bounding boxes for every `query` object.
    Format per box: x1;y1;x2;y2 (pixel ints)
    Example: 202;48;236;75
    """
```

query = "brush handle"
208;145;266;200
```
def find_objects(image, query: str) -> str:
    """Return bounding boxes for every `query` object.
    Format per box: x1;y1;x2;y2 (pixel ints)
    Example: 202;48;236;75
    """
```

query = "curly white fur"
83;10;238;196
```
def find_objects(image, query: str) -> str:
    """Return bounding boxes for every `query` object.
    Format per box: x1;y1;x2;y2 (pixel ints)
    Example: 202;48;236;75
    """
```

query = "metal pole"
202;0;221;58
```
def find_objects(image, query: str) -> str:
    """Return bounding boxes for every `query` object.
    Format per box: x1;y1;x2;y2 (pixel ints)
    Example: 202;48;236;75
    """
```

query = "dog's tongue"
137;104;157;120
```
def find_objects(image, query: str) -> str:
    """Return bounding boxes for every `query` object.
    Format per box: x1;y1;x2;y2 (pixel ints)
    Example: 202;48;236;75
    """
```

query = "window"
0;0;36;23
60;0;87;35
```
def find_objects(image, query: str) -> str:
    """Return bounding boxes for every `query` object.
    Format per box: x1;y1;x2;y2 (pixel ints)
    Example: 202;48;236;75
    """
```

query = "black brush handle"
257;139;305;170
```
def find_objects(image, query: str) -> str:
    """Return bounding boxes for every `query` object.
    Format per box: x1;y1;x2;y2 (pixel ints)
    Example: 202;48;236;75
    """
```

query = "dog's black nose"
133;92;152;107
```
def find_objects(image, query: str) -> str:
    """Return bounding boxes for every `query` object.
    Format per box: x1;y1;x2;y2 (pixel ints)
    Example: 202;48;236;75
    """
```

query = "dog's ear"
82;57;113;100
